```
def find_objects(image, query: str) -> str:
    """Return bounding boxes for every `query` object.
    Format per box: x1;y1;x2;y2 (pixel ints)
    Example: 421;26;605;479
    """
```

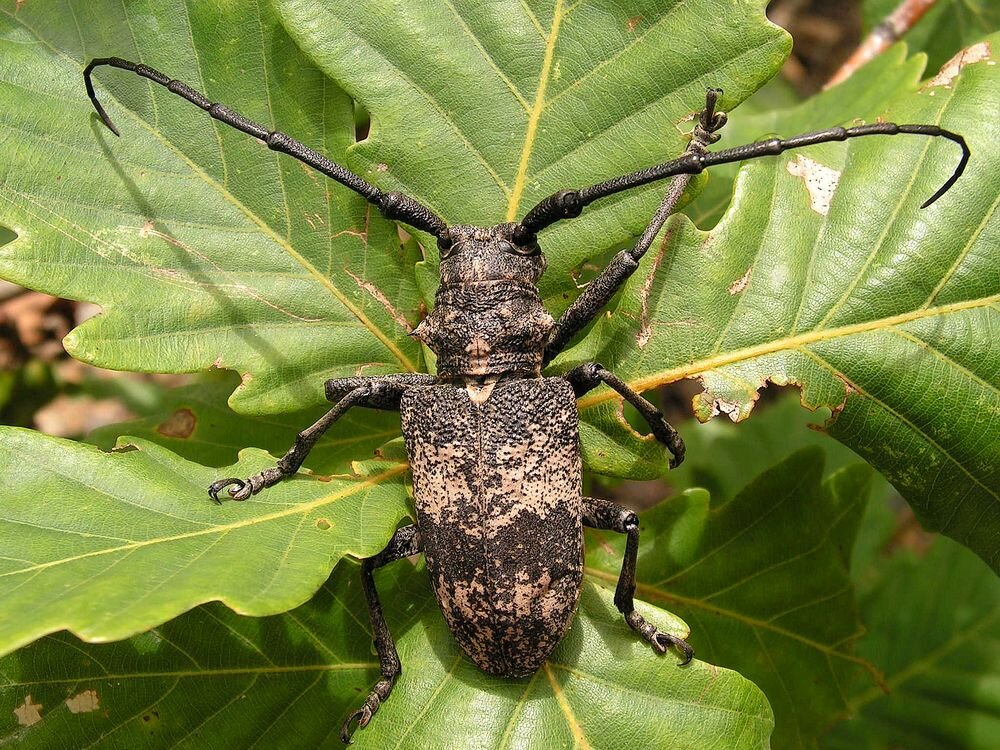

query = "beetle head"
437;223;545;287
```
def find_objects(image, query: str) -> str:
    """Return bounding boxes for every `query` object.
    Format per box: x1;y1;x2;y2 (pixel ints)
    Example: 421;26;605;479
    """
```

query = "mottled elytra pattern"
401;378;583;676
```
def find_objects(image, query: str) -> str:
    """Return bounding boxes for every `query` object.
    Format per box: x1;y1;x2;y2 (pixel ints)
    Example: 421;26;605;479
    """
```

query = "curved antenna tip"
96;111;121;138
918;128;969;209
83;60;122;137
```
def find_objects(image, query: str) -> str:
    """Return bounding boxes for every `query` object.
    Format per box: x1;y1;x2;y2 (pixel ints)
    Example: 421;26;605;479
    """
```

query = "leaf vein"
506;0;563;220
814;95;951;330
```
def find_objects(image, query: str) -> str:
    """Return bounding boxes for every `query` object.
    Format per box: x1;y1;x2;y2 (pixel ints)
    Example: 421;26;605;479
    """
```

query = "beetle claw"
207;477;248;503
652;631;694;666
339;706;369;744
340;692;381;744
628;610;694;665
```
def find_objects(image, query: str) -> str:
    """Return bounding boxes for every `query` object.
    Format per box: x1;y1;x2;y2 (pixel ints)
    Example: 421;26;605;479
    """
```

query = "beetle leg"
565;362;684;467
208;374;436;502
341;524;422;745
583;497;693;665
323;373;437;405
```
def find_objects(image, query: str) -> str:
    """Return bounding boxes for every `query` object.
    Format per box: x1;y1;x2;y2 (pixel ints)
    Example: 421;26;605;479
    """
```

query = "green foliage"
0;427;411;651
823;536;1000;749
574;35;1000;572
589;448;875;747
0;560;770;750
0;0;997;747
87;372;404;471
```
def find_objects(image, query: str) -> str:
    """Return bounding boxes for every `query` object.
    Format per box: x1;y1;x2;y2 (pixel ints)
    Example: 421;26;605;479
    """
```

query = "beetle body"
402;377;583;676
402;224;584;675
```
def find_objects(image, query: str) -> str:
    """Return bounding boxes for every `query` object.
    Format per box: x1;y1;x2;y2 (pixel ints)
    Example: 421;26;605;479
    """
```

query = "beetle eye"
439;234;462;259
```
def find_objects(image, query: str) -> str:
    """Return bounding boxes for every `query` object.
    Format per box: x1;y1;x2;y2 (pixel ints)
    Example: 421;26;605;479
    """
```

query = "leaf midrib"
0;464;408;581
847;610;1000;710
506;0;564;221
576;293;999;409
584;566;884;685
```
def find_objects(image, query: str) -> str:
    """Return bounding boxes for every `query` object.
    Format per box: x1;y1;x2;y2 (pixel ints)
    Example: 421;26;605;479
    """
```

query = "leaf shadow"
89;120;291;375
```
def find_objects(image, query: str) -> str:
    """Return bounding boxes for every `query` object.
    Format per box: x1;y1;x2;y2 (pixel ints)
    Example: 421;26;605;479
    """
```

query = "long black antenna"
84;57;449;240
516;119;969;240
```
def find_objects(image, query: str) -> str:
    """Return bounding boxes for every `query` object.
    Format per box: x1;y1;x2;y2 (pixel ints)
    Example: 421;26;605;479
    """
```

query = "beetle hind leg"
583;497;693;665
341;524;422;744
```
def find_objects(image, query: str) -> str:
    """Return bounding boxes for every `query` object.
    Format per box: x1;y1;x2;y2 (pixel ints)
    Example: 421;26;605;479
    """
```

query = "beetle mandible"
84;56;968;743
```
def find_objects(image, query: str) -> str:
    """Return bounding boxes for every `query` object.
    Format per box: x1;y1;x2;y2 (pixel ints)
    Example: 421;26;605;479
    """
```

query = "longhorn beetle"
85;56;968;743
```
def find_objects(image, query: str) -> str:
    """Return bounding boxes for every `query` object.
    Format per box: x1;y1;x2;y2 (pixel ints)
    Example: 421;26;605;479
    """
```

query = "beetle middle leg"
341;523;422;744
565;362;684;467
208;373;435;501
583;497;693;664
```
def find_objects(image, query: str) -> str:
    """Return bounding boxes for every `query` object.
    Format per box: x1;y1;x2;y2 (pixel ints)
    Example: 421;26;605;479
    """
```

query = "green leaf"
665;390;889;505
1;425;769;749
0;426;410;655
822;537;1000;749
1;559;772;749
273;0;789;294
0;0;790;408
0;1;996;743
863;0;999;73
587;448;877;748
684;43;927;229
573;35;1000;569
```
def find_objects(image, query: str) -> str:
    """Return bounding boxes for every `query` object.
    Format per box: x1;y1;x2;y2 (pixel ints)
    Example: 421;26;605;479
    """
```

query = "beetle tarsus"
565;363;685;469
207;467;283;502
207;477;246;503
627;610;694;664
583;497;695;665
340;678;392;744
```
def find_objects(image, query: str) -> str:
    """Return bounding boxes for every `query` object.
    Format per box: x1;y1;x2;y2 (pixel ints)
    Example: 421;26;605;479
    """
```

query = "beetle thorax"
412;224;554;383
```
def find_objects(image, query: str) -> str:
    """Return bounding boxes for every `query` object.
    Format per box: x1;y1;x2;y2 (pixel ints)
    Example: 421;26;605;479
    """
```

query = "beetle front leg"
565;362;684;467
583;497;693;665
341;524;422;744
208;373;436;502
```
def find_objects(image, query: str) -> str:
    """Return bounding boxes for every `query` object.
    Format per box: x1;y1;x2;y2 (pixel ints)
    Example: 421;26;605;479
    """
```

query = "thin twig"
825;0;938;88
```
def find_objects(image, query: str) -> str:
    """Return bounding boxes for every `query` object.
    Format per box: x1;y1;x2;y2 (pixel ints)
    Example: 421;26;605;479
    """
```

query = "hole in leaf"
353;100;370;143
0;226;17;247
156;408;196;439
566;243;619;292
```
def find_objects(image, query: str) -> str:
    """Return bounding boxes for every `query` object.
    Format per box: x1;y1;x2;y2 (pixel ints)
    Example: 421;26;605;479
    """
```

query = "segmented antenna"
84;57;449;238
517;118;969;239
